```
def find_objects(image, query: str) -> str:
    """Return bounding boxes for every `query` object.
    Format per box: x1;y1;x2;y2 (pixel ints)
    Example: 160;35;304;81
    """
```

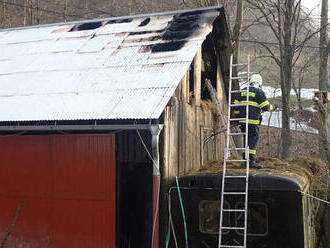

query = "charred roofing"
106;18;133;24
0;6;231;123
70;21;104;32
139;17;151;27
151;41;186;52
150;12;203;53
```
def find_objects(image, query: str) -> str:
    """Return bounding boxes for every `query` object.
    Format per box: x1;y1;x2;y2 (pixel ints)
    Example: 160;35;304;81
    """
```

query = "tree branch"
257;41;281;66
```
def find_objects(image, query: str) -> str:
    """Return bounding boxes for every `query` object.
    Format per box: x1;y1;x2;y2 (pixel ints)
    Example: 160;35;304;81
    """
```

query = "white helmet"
250;74;263;88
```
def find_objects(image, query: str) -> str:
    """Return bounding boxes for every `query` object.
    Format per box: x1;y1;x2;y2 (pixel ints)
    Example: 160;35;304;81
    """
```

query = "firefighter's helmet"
250;74;263;88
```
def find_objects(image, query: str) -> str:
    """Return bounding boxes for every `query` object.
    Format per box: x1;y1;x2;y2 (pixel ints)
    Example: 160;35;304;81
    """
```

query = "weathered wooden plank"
194;48;202;106
181;71;190;103
216;56;226;111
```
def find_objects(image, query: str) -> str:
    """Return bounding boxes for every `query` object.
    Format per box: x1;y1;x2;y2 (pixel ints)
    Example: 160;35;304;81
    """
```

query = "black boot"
249;155;263;169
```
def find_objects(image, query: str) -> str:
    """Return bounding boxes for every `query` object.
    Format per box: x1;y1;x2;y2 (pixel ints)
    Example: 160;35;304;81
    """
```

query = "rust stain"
52;25;75;33
138;45;152;53
60;35;91;41
115;32;128;37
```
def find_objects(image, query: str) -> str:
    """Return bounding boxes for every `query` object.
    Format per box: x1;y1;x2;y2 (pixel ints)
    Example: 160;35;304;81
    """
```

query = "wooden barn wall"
116;130;151;164
163;48;227;179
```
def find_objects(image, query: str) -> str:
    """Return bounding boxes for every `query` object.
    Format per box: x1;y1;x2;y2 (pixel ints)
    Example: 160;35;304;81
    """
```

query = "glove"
271;104;278;111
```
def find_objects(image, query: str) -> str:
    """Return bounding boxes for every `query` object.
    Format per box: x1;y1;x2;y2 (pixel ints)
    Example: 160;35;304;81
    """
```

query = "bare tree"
292;51;317;110
246;0;319;158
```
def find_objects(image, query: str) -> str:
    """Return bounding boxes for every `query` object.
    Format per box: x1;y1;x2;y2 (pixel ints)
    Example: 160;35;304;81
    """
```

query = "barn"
0;6;232;248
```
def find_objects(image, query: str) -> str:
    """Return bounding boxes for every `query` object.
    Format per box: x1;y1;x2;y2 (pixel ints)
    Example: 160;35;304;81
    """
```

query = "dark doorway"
117;162;153;248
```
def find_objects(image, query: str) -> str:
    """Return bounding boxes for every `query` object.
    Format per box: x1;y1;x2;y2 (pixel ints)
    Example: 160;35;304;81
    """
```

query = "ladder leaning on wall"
218;55;251;248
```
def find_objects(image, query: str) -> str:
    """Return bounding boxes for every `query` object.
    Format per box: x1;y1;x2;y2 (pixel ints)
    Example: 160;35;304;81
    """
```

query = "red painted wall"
0;134;116;248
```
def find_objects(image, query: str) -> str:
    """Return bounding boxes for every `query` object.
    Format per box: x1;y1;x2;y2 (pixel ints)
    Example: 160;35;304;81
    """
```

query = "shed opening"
117;162;153;248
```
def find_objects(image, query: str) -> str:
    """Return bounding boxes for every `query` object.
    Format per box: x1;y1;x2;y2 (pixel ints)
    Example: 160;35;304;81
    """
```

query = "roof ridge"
0;5;223;33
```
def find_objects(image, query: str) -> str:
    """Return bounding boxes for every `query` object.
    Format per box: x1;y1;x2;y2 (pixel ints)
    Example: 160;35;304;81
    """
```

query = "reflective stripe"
240;100;260;108
234;99;240;104
239;119;260;125
241;92;256;98
270;104;274;111
233;110;240;115
260;100;270;108
249;149;257;155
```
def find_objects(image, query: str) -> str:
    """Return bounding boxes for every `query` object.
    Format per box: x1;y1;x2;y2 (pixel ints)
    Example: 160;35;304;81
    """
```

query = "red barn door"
0;134;116;248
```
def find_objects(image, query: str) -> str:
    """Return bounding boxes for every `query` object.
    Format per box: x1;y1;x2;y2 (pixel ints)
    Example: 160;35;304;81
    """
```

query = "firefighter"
233;74;275;169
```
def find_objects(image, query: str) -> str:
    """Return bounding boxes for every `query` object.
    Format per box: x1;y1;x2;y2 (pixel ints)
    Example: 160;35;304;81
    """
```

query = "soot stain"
128;29;165;36
178;10;205;17
69;21;103;31
129;31;152;36
151;41;186;52
139;18;151;27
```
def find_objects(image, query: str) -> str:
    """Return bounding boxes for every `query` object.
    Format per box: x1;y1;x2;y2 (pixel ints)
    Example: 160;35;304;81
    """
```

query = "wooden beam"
194;47;202;106
216;56;225;105
181;71;189;103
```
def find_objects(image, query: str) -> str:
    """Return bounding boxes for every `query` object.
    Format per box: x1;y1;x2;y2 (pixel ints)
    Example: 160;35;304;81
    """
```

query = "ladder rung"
219;245;245;248
221;226;245;230
223;192;246;195
224;175;247;178
228;148;247;151
229;118;246;121
228;132;246;136
226;159;247;162
231;90;248;93
232;63;248;67
223;209;245;212
231;76;247;80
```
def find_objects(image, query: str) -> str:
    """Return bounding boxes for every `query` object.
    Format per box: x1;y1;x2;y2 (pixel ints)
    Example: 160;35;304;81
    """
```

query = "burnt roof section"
0;6;231;123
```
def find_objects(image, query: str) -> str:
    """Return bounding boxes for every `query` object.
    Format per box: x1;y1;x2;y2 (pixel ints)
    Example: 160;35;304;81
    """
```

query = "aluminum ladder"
218;55;251;248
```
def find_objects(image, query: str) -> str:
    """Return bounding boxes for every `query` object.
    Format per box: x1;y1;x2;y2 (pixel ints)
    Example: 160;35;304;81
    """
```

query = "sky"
301;0;325;17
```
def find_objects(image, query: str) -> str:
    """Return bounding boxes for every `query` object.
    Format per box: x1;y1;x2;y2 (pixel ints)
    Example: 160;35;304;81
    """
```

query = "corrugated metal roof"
0;7;223;122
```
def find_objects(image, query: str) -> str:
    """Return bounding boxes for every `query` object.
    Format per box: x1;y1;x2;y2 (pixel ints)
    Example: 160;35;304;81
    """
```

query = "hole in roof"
162;14;200;40
70;21;103;32
152;41;185;52
139;17;151;27
107;18;133;24
151;12;201;53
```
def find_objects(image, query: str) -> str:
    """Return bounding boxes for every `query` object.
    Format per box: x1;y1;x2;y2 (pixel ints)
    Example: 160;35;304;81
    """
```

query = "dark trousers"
239;124;259;162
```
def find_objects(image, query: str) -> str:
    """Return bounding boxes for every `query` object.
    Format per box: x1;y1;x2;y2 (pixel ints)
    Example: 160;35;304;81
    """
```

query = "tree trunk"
232;0;243;64
1;0;4;25
63;0;68;22
23;0;28;26
280;0;294;159
319;0;329;91
318;0;330;162
280;74;292;158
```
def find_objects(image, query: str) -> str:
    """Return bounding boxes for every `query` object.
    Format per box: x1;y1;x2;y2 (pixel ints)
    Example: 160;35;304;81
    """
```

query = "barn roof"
0;7;228;122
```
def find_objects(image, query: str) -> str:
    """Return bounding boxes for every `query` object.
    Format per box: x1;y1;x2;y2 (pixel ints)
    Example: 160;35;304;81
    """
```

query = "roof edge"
0;5;224;33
